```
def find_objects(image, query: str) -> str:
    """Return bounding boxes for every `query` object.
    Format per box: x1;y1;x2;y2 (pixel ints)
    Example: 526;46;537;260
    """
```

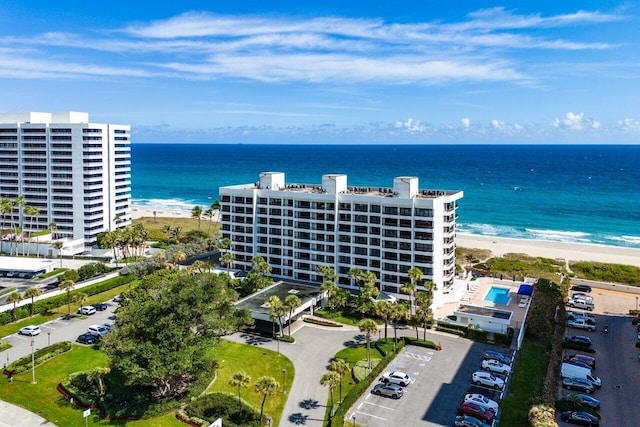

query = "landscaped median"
323;337;439;426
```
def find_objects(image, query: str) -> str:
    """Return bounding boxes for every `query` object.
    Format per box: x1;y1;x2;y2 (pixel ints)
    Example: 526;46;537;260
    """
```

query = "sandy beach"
131;204;640;267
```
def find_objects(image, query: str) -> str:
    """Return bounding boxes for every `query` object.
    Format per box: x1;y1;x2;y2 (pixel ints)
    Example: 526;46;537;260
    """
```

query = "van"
561;363;601;387
87;325;109;337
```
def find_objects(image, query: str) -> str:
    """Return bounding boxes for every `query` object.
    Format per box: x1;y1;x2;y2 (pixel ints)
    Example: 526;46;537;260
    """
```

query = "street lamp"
47;332;51;346
636;296;638;312
30;339;36;384
282;368;286;394
352;414;356;426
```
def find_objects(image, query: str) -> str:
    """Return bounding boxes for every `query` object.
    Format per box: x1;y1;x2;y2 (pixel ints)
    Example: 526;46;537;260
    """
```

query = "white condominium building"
0;112;131;248
220;172;463;307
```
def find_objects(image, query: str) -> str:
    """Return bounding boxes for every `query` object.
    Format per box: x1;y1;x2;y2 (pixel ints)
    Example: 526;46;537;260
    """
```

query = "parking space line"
356;410;388;421
41;325;56;330
363;401;395;411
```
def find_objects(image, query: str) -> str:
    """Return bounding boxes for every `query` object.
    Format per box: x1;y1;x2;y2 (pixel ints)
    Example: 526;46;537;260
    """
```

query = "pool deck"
435;277;529;331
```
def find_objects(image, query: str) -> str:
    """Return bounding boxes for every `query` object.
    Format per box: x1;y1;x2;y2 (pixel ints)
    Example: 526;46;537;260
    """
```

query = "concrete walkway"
0;400;56;427
227;321;364;426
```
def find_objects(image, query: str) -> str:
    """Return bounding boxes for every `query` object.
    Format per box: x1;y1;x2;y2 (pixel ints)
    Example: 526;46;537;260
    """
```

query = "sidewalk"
0;400;56;426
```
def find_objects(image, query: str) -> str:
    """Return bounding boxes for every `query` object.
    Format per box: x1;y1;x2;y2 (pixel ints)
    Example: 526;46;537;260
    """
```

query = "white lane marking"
356;410;388;421
363;401;395;411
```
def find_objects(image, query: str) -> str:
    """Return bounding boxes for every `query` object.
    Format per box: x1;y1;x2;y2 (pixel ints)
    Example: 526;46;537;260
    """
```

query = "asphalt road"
1;299;118;367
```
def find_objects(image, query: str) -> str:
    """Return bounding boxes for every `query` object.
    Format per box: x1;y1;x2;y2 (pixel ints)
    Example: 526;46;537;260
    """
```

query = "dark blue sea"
131;144;640;249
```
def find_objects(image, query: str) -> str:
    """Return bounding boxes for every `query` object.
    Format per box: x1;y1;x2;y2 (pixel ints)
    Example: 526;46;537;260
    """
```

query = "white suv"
88;325;109;337
472;371;505;390
381;371;413;387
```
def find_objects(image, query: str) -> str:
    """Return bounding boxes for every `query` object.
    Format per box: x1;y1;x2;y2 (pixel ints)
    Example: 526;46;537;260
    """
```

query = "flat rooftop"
235;281;323;316
227;182;460;199
0;257;56;272
456;304;513;320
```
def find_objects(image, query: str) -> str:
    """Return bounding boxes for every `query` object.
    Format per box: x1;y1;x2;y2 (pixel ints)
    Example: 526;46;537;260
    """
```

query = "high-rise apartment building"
220;172;463;307
0;112;131;248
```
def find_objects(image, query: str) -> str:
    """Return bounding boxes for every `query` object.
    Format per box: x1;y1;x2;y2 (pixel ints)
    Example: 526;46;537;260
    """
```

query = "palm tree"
6;291;23;321
12;196;24;256
211;199;221;215
229;370;251;412
59;279;75;319
191;205;203;229
400;282;417;315
203;207;214;233
220;252;234;278
284;294;301;336
49;221;57;240
406;267;424;314
265;295;285;338
391;304;410;348
218;237;232;253
415;306;433;341
321;280;339;307
316;265;337;286
348;267;363;289
24;287;41;316
320;371;341;419
255;376;279;420
73;292;89;308
358;318;378;369
86;367;111;401
252;255;272;277
330;358;350;403
52;241;64;268
0;198;13;254
375;300;393;341
24;205;39;256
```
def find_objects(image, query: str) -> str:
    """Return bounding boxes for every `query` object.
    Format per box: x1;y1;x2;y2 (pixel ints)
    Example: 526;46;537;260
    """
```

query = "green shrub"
276;335;295;343
0;341;10;352
352;359;381;382
6;341;72;375
434;325;466;336
402;337;438;349
61;372;99;407
467;326;489;342
303;317;343;327
632;317;640;325
185;392;266;427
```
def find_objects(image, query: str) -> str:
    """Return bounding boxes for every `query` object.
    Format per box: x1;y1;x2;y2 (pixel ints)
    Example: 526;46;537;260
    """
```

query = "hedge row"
6;341;72;375
184;392;266;427
303;317;343;327
276;335;295;343
60;372;98;407
435;320;513;346
0;274;134;326
403;337;438;350
331;339;407;426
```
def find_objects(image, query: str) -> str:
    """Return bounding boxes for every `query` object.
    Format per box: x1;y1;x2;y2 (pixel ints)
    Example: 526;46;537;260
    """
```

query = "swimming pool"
484;287;511;306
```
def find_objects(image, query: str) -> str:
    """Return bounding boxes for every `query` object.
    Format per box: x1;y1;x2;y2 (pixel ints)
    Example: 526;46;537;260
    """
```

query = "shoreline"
130;204;640;267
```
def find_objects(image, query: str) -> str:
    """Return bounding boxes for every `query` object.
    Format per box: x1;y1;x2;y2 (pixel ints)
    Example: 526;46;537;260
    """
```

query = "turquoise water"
485;287;511;306
130;144;640;248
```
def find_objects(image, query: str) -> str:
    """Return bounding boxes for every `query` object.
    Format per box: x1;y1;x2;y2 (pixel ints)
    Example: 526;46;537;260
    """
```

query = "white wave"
131;198;205;212
608;235;640;245
525;228;591;243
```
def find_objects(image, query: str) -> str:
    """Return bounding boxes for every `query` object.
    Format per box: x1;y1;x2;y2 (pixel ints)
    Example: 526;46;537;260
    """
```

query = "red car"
563;354;596;369
458;402;494;423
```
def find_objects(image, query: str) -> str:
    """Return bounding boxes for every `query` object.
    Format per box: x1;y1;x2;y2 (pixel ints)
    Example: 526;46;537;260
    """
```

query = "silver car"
372;383;404;399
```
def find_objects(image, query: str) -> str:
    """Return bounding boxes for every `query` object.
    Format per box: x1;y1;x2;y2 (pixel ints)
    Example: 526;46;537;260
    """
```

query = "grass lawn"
499;339;549;426
315;309;382;327
206;340;294;426
132;216;217;241
0;284;131;338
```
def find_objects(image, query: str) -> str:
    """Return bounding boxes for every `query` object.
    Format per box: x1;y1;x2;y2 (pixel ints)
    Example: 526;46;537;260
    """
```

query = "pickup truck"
567;318;596;331
566;298;594;311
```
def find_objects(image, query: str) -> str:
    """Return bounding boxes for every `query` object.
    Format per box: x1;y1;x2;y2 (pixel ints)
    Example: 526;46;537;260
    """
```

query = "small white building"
453;304;513;334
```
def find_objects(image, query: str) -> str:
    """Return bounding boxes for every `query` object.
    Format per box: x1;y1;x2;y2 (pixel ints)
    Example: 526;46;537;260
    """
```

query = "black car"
562;393;600;410
560;410;599;426
571;284;592;293
482;350;511;365
564;335;592;346
92;302;108;311
76;333;100;345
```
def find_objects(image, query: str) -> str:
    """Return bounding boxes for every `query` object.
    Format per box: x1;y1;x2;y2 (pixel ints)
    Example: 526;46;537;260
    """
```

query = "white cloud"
553;112;600;130
618;118;640;130
394;118;426;133
461;118;471;128
490;119;504;129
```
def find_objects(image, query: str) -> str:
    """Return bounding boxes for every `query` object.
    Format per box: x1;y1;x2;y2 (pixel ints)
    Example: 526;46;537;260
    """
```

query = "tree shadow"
289;413;309;425
299;399;320;410
343;333;366;347
238;333;270;346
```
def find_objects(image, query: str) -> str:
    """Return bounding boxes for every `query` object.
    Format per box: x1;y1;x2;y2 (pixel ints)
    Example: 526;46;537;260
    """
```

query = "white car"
78;306;97;315
19;325;41;336
464;393;500;413
87;325;110;337
472;371;505;390
481;359;512;375
381;371;413;386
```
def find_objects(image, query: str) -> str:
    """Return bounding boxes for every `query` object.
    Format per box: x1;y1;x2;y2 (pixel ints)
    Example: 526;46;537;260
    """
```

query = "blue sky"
1;1;639;143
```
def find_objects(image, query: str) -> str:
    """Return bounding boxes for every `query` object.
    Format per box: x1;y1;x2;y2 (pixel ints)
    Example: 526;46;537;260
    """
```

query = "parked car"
371;383;404;399
78;306;97;316
87;325;110;337
463;394;499;413
566;312;596;324
454;415;490;427
380;371;412;386
567;298;594;311
472;371;505;390
92;302;108;311
113;295;122;302
19;325;41;336
458;402;494;423
562;377;595;394
482;350;511;365
560;410;599;426
564;335;592;346
563;359;594;370
481;359;512;375
563;354;596;369
567;318;596;332
76;333;100;345
571;284;592;293
562;393;600;409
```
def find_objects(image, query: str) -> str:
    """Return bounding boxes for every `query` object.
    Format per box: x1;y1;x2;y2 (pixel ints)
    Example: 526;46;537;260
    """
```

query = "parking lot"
1;298;119;366
558;287;640;427
347;333;512;426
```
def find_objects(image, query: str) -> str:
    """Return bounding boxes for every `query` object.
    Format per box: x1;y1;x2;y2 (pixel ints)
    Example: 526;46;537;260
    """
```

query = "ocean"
131;144;640;249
